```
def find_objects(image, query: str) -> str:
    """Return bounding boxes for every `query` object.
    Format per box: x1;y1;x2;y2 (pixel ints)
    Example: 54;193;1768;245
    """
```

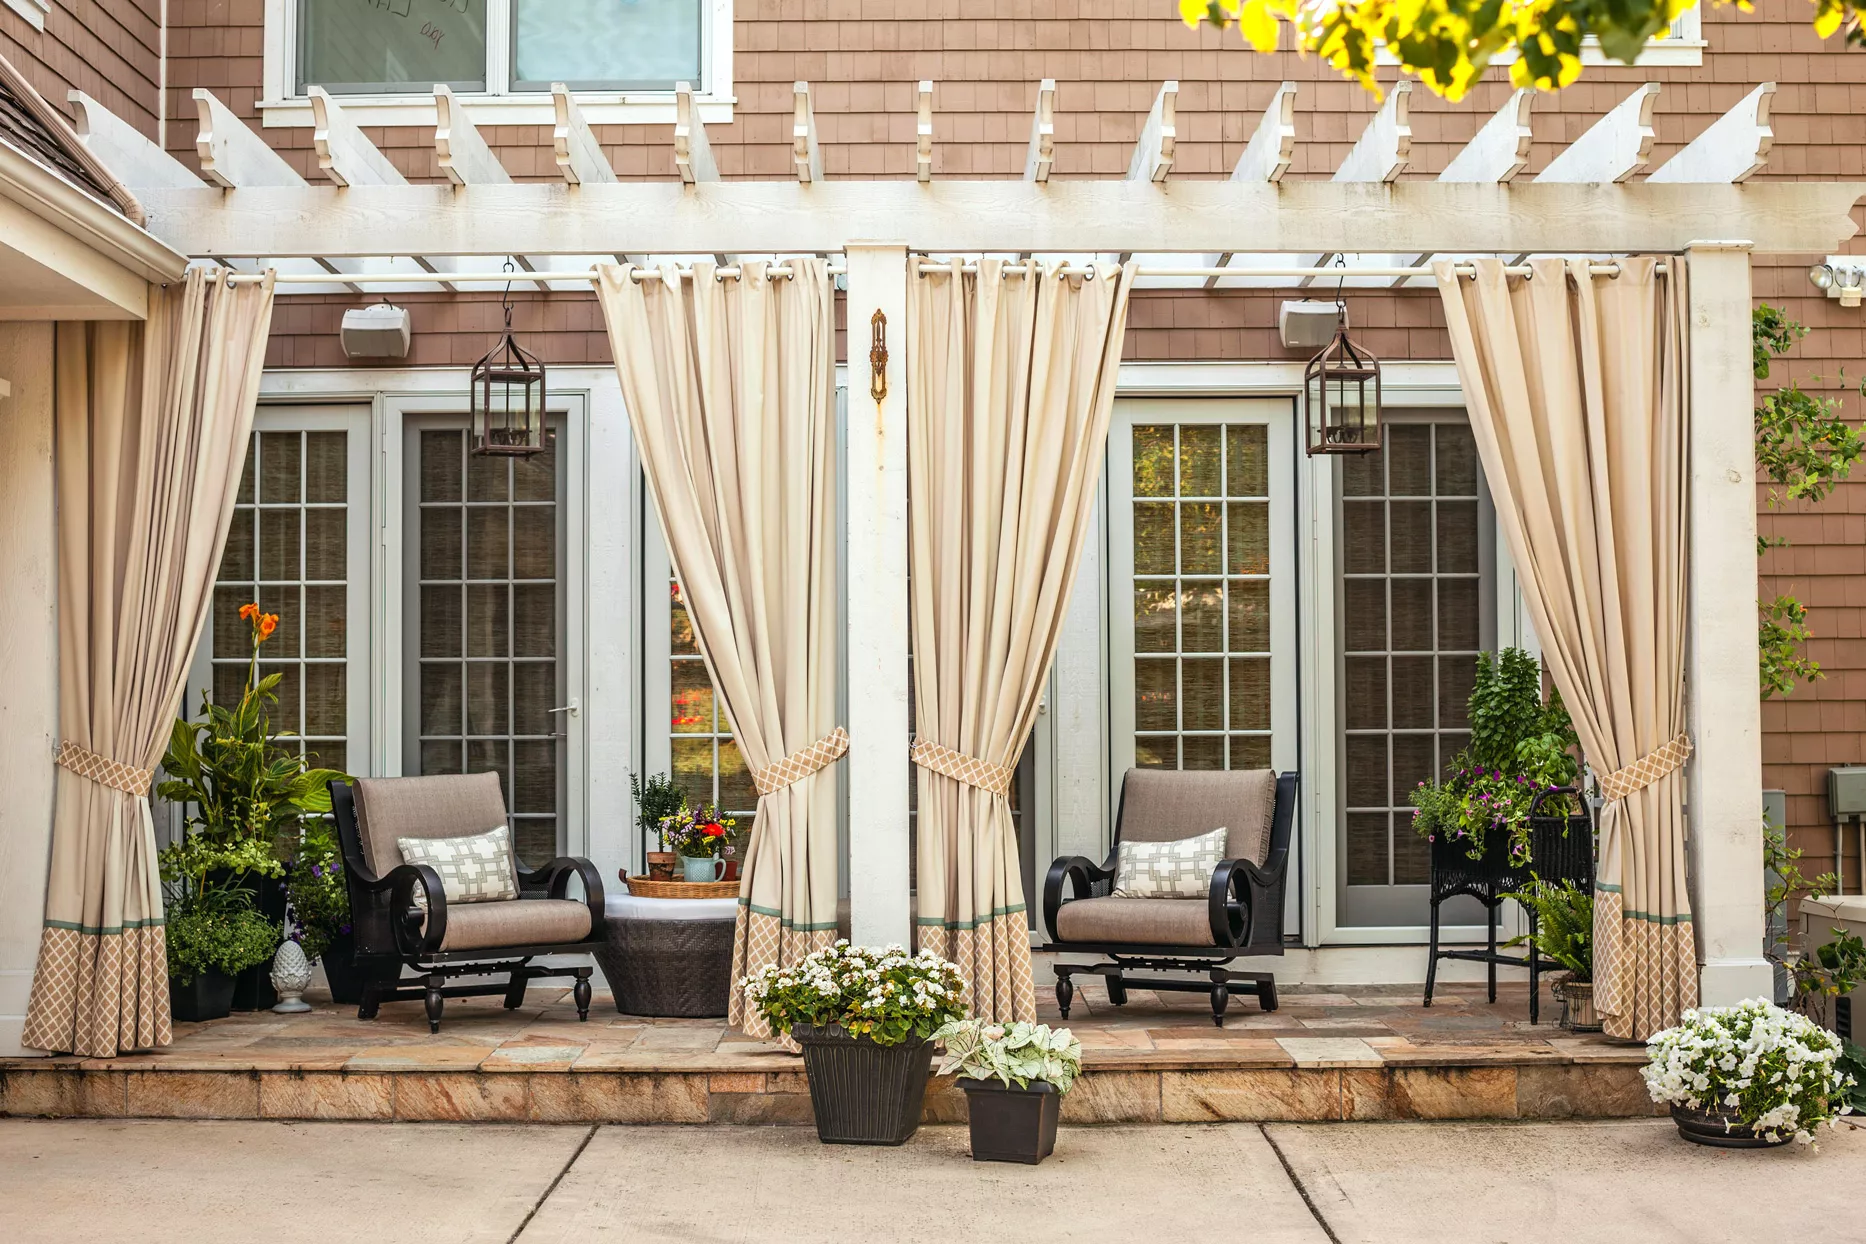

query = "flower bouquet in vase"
660;802;737;884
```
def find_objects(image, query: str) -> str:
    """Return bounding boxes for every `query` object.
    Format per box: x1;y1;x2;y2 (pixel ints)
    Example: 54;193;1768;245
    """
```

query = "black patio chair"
327;773;605;1033
1041;768;1297;1027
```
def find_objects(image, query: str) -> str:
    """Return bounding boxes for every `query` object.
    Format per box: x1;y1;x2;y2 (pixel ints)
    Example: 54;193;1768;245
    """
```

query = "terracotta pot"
646;851;678;881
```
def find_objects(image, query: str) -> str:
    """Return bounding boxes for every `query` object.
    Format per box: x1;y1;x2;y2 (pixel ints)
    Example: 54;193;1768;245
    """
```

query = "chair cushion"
398;826;519;908
1116;768;1276;864
431;898;593;953
1053;896;1217;947
353;772;511;884
1111;825;1225;898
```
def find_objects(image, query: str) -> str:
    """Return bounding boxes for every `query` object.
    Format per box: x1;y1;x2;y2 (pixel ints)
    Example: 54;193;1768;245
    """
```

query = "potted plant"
162;851;290;1022
631;770;686;880
157;603;347;1010
285;819;359;1004
933;1019;1082;1164
1507;878;1597;1030
741;941;968;1145
1643;998;1854;1147
660;801;737;883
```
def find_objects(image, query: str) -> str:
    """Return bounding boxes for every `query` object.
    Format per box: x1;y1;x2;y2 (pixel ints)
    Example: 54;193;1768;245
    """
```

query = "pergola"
61;73;1864;1009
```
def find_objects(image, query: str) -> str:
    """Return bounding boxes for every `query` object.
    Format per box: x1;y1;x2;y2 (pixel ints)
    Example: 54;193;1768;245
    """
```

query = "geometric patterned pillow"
396;826;518;909
1110;825;1226;899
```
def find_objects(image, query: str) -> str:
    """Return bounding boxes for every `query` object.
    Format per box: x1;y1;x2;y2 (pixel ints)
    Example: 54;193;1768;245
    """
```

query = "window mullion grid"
1383;444;1397;886
487;0;513;96
1219;425;1230;768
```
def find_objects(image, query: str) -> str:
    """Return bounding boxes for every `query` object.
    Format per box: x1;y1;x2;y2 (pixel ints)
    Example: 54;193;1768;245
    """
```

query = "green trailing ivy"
1753;306;1864;698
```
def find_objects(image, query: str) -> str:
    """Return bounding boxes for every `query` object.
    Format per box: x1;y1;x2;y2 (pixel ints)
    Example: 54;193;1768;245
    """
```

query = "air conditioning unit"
340;304;412;359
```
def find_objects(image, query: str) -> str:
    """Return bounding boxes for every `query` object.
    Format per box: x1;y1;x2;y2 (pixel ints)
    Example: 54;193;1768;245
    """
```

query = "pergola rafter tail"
136;181;1863;262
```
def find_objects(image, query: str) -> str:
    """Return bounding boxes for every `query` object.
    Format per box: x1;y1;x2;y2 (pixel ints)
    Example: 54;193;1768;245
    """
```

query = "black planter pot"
791;1023;935;1145
1670;1104;1793;1149
231;961;280;1011
960;1078;1061;1164
169;970;237;1024
205;867;287;1011
319;932;366;1006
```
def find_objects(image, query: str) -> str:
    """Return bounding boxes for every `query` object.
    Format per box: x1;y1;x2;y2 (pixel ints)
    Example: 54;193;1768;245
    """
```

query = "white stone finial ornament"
270;939;313;1013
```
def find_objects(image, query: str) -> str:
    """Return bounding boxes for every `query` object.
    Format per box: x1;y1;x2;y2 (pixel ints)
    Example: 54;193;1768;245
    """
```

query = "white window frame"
260;0;735;129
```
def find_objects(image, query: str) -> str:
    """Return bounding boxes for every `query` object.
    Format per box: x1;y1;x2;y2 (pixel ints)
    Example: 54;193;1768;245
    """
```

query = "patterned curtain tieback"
54;739;154;798
751;726;851;797
1598;732;1693;803
910;737;1015;799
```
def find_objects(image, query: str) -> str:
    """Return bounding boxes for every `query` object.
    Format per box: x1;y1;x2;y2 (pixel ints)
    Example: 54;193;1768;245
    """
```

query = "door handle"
548;698;580;719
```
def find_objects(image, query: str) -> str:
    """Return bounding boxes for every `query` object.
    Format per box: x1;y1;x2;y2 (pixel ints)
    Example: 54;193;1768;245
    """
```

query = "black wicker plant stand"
1423;787;1594;1025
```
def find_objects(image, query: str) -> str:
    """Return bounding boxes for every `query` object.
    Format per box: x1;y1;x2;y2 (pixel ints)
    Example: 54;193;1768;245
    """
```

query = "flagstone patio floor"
0;978;1661;1125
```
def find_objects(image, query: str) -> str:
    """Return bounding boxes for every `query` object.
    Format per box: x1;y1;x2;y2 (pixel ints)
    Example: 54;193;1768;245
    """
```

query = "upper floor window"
299;0;704;95
265;0;732;126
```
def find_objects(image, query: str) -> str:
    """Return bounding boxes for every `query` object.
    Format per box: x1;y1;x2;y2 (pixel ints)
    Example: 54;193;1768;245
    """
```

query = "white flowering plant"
740;941;968;1046
932;1019;1083;1093
1642;998;1855;1145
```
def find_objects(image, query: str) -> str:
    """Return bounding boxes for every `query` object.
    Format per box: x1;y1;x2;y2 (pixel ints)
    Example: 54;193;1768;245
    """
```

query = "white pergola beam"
138;181;1864;259
1126;81;1178;183
1537;83;1659;184
916;81;934;183
1023;79;1055;183
69;90;205;189
555;83;618;185
1648;83;1776;184
1333;81;1411;184
193;88;303;189
1206;82;1296;287
309;87;403;188
434;84;510;186
793;82;823;183
673;81;717;184
1440;88;1535;184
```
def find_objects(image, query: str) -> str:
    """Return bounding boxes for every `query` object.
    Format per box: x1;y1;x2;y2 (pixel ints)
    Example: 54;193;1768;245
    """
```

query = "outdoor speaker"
340;303;412;359
1279;300;1343;351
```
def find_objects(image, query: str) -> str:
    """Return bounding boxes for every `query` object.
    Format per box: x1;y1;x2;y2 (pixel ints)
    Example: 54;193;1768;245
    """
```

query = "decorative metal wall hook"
869;309;889;402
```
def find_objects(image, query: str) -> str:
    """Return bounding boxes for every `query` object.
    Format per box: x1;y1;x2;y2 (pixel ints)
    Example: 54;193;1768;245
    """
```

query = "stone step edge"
1;1062;1664;1125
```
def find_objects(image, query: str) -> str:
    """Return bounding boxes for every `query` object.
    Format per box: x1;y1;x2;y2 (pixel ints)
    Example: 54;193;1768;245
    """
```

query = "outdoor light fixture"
339;302;411;359
1810;260;1866;309
470;267;548;457
1303;309;1382;456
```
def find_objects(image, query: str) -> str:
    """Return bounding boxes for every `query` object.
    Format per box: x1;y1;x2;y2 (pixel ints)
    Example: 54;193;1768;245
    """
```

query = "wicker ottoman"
593;894;739;1018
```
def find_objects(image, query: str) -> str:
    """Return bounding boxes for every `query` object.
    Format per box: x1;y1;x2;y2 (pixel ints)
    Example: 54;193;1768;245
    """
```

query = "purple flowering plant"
285;818;351;962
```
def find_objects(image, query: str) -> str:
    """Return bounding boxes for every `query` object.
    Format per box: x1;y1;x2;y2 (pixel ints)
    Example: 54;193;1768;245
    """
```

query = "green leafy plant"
1753;305;1864;698
1643;1000;1855;1145
933;1019;1083;1093
285;819;351;963
166;889;283;985
1410;648;1581;862
1764;816;1839;968
630;770;686;851
1505;878;1594;981
740;942;969;1046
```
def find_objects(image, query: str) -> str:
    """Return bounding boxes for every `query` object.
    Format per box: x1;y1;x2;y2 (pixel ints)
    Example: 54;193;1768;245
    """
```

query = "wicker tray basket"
622;874;740;900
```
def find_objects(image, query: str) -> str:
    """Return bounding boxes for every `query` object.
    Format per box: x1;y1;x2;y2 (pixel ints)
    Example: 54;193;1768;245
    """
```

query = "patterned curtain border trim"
1594;882;1694;925
909;736;1015;798
1597;732;1692;803
740;899;841;932
750;726;850;797
914;903;1028;930
45;918;165;934
54;738;154;797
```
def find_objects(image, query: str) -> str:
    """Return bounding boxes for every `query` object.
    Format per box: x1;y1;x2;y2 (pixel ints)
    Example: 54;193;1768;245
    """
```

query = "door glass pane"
210;430;350;776
1129;422;1275;774
299;0;489;94
513;0;703;90
664;579;757;856
1340;422;1485;907
415;429;560;867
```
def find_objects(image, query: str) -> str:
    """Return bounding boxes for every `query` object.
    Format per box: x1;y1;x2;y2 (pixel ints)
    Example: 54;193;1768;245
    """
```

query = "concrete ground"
3;1117;1861;1244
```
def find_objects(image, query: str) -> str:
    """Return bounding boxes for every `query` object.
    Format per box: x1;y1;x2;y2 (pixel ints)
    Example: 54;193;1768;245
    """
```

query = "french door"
1107;398;1299;790
402;418;568;868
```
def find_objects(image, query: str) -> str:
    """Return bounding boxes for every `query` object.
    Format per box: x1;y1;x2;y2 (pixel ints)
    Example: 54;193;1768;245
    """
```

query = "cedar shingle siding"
12;1;1866;876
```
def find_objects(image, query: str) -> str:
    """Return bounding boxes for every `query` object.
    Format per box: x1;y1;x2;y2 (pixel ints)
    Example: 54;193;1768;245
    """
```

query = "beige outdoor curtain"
1435;256;1693;1041
23;268;277;1057
907;258;1134;1021
596;261;841;1039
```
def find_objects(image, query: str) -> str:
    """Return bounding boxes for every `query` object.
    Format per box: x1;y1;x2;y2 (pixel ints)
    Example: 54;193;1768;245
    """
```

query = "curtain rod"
229;259;1665;287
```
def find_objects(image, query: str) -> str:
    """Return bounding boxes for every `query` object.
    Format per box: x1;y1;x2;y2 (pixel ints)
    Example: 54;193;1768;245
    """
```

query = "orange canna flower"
239;602;260;622
258;613;279;641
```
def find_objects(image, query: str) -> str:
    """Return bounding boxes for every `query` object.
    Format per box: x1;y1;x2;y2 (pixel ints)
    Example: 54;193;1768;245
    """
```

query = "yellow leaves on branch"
1181;0;1846;101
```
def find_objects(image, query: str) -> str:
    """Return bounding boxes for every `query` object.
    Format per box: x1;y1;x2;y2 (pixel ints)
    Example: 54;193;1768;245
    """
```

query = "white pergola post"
842;243;912;948
1684;240;1772;1005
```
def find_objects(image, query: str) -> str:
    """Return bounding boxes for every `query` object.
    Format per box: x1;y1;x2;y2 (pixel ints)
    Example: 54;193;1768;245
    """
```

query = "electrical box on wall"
1829;767;1866;820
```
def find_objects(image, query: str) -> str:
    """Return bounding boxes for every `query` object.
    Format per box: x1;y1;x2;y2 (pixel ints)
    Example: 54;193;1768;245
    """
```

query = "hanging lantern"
1303;316;1382;456
470;290;547;457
